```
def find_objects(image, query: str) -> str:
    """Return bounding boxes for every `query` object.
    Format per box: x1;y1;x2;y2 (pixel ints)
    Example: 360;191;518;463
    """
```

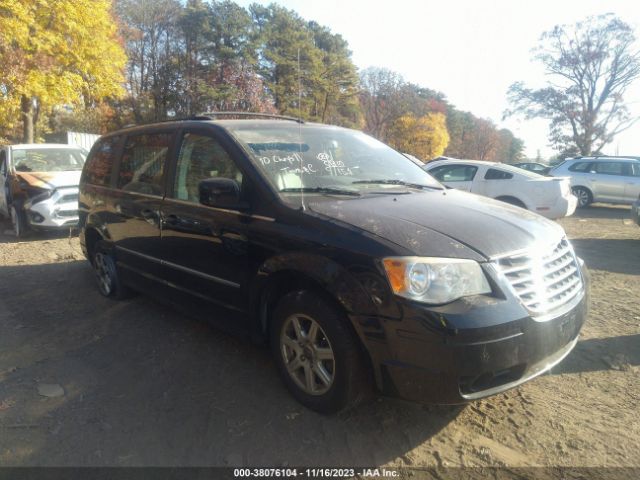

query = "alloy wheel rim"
575;189;589;206
280;314;335;396
94;252;114;296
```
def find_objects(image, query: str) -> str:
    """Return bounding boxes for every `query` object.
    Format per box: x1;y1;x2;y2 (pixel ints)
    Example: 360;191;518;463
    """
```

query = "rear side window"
568;162;592;172
430;164;478;182
82;136;120;186
485;168;513;180
595;162;624;176
118;133;172;195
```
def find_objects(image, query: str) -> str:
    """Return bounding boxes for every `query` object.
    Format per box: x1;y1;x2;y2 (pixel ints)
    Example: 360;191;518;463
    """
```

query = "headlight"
382;257;491;304
24;189;54;209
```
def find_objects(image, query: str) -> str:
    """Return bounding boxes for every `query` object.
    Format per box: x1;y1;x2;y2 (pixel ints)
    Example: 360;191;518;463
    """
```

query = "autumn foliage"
0;0;126;142
0;0;523;162
388;113;450;160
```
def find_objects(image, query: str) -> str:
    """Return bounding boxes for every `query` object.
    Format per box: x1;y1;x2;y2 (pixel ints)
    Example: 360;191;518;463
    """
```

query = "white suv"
549;157;640;208
0;144;87;237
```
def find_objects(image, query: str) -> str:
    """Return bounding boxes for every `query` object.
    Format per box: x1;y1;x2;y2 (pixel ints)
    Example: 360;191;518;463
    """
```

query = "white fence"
67;131;101;151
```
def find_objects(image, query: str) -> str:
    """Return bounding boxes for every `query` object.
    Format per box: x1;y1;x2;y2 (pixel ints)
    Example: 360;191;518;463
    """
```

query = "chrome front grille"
59;193;79;203
56;209;78;218
494;238;582;314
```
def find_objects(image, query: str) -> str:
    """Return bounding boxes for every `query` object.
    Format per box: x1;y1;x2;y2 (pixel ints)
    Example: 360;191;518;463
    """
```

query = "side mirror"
199;178;242;209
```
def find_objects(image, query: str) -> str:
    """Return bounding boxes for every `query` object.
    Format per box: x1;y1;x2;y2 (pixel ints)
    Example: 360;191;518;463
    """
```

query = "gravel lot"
0;205;638;469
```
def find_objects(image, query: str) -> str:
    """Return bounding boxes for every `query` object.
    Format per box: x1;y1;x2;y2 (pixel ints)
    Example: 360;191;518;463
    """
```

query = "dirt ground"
0;204;638;469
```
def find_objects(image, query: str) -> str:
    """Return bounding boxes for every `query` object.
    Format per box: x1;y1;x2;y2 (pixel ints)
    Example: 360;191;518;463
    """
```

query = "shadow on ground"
0;261;461;466
571;238;640;275
552;334;640;375
572;204;631;220
0;218;76;245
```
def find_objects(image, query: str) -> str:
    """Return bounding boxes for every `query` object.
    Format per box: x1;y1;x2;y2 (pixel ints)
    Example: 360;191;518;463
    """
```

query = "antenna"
297;47;305;211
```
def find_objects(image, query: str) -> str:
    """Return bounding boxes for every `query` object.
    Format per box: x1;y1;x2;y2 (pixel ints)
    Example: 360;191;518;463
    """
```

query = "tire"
10;205;28;238
270;290;370;414
92;240;132;300
572;186;592;208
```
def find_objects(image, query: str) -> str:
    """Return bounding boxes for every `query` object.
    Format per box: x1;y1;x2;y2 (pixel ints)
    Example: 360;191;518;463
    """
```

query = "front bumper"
352;262;589;404
25;189;79;229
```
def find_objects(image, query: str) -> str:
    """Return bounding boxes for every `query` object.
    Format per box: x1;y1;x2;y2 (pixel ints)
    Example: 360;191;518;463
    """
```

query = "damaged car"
79;115;589;413
0;143;87;237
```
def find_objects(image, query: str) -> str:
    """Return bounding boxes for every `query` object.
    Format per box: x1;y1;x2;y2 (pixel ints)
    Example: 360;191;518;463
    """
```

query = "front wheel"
92;241;132;299
270;290;370;413
10;205;28;238
572;186;592;208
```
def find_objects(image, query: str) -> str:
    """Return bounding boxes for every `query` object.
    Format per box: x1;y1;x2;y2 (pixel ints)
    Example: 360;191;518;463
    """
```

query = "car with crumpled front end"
78;115;589;413
0;143;87;237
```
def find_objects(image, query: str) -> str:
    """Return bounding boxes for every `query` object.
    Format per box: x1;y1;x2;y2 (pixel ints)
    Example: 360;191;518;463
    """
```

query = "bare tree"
359;67;408;141
506;14;640;155
116;0;182;122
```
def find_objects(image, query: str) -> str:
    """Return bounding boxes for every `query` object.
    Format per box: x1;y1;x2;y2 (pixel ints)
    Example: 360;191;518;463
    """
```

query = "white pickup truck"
424;159;577;219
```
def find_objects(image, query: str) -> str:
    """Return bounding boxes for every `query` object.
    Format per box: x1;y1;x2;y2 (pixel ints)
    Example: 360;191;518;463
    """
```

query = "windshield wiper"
351;179;443;190
279;187;361;196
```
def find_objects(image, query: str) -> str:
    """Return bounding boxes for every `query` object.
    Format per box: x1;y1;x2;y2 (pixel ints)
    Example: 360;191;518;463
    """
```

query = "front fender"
254;252;380;316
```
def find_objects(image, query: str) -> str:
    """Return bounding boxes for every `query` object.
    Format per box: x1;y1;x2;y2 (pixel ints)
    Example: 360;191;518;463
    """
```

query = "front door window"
173;133;243;203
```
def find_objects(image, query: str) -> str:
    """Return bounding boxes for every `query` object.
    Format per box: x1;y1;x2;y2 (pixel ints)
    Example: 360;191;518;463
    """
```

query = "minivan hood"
16;171;81;190
307;189;565;260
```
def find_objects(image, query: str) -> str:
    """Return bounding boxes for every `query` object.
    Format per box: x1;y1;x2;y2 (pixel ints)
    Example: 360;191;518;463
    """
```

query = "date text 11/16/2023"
233;468;399;478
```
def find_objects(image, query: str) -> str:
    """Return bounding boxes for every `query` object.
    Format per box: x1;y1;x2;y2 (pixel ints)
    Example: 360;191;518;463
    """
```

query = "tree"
0;0;126;142
387;113;449;160
116;0;182;121
506;14;640;155
307;21;361;126
493;129;525;163
359;67;406;140
252;5;322;118
465;117;499;160
444;109;476;158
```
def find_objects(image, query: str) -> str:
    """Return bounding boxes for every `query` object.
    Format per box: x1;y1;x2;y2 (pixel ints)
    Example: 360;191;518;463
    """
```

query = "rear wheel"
572;186;592;208
92;241;132;299
270;290;370;413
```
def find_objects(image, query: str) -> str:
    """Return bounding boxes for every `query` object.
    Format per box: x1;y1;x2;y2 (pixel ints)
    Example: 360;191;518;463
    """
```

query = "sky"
237;0;640;159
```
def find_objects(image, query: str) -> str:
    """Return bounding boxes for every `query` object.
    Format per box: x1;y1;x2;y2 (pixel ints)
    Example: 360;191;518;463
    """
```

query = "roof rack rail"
571;155;640;160
196;111;304;124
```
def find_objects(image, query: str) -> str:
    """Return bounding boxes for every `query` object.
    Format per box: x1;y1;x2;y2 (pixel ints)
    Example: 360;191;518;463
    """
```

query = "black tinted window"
82;136;120;186
118;133;171;195
431;164;478;182
595;162;624;176
485;168;513;180
173;133;242;203
568;162;592;172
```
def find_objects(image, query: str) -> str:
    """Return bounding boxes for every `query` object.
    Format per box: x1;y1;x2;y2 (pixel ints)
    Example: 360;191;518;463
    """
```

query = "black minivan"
79;114;589;413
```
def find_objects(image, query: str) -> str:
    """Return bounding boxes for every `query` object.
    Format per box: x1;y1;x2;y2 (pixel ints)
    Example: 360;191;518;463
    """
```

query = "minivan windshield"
12;147;87;172
225;123;442;195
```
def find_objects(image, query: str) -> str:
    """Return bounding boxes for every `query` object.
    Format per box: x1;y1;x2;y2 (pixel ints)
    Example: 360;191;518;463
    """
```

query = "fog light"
29;211;45;223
